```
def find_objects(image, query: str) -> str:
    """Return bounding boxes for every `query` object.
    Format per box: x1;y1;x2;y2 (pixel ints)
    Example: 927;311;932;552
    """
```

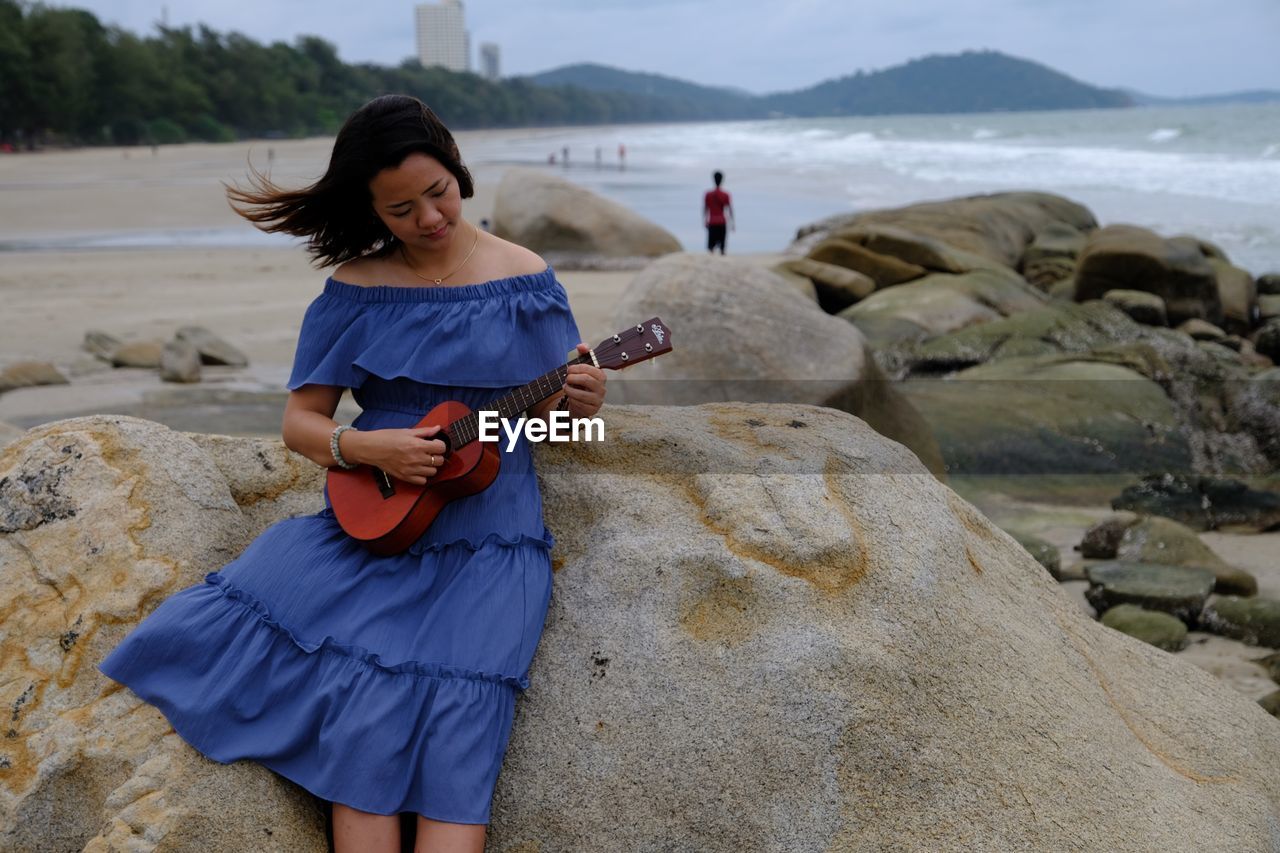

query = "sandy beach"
0;134;638;431
1;133;1276;706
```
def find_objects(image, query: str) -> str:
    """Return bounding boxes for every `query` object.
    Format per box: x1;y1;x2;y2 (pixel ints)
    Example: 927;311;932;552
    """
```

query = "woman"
99;94;606;853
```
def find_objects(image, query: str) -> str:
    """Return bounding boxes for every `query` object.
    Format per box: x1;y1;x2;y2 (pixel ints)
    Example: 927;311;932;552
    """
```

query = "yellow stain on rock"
679;573;760;647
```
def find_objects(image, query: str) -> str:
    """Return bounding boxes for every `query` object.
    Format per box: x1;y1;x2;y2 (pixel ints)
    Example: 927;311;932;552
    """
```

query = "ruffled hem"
286;268;581;391
313;507;554;556
204;572;529;690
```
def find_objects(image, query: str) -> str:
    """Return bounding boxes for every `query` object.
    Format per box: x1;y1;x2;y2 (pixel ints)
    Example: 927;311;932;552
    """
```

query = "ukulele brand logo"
477;410;605;452
651;323;665;345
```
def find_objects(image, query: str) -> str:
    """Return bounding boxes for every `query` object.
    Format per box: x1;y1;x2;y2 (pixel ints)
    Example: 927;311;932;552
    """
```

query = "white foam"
1148;127;1182;143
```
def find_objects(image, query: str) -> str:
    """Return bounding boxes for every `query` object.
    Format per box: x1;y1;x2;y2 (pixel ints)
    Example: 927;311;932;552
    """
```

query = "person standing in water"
703;170;734;255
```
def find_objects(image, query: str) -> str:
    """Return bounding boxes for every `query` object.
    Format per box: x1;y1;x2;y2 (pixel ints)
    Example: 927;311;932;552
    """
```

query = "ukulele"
328;318;673;555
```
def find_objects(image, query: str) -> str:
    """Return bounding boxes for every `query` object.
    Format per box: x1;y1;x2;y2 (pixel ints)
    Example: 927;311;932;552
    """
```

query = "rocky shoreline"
2;168;1279;849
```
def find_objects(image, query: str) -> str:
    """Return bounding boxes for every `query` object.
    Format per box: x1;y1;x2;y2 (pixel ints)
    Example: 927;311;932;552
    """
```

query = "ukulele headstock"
591;318;672;370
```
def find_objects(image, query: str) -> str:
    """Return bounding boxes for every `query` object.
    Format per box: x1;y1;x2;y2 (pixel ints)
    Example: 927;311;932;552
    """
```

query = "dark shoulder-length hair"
226;95;474;268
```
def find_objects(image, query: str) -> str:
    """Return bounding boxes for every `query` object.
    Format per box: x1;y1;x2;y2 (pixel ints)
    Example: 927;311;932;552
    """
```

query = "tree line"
0;1;715;148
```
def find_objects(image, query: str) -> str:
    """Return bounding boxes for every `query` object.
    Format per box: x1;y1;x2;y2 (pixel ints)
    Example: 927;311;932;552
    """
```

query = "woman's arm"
282;385;447;485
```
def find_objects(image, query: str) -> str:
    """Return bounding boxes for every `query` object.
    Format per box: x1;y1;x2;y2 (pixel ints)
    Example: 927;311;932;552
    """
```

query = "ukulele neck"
446;356;589;448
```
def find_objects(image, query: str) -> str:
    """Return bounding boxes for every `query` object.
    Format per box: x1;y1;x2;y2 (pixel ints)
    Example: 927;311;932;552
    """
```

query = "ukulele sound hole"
373;468;396;499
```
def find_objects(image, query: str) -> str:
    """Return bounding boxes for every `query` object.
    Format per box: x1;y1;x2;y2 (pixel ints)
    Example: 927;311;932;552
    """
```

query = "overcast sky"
61;0;1280;98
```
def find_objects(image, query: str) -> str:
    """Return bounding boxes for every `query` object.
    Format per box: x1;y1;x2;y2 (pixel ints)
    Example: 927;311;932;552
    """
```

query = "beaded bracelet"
330;425;358;470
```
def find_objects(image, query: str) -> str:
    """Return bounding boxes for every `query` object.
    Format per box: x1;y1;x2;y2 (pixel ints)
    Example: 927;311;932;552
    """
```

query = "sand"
1;135;1276;706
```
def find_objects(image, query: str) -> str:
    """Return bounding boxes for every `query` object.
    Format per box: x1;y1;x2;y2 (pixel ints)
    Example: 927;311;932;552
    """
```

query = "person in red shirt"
703;170;734;254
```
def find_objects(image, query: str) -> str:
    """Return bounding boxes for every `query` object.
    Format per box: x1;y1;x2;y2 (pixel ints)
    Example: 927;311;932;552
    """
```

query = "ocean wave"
1148;127;1182;143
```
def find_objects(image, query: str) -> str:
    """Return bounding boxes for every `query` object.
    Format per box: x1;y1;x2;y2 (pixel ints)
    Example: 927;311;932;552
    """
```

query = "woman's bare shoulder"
331;256;390;286
483;232;548;277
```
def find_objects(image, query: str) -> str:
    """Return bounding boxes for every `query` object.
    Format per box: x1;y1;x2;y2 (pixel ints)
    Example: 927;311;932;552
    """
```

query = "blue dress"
99;269;581;824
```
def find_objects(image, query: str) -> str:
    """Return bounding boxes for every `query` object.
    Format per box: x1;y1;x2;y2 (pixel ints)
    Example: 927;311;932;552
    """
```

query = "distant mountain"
526;50;1133;118
761;51;1132;115
522;63;764;119
1125;88;1280;107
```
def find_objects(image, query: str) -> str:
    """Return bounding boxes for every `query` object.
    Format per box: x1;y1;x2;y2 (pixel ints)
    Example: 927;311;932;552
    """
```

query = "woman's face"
368;152;464;252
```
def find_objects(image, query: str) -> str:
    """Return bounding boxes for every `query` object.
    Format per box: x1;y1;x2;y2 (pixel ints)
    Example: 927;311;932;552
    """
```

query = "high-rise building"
415;0;469;72
479;42;500;81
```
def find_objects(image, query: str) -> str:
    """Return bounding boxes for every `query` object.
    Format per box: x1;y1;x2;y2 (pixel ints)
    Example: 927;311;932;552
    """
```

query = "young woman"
99;94;606;853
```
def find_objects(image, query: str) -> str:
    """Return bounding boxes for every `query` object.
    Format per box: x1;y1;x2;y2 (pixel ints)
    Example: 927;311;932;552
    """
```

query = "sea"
463;102;1280;275
9;102;1279;275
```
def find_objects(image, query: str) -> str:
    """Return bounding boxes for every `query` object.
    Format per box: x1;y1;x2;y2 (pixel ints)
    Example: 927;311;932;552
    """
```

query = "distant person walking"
703;170;734;254
618;142;626;170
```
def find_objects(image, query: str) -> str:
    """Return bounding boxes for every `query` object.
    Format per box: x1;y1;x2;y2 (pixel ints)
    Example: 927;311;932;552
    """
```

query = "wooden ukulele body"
327;400;501;556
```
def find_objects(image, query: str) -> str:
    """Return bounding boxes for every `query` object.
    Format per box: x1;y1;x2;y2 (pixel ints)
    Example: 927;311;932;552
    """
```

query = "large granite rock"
1080;513;1256;596
794;191;1097;269
902;300;1143;376
4;412;1280;850
1074;225;1222;326
1208;260;1260;335
1111;475;1280;532
839;267;1048;363
0;417;328;852
1020;222;1087;290
0;361;69;393
492;167;681;258
899;356;1193;476
609;253;945;478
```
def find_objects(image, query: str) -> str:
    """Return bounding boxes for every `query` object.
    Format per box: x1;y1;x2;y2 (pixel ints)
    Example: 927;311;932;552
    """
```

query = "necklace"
401;223;480;285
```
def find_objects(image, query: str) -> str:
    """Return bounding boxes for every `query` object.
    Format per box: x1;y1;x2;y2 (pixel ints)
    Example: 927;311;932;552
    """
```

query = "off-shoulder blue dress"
99;269;580;824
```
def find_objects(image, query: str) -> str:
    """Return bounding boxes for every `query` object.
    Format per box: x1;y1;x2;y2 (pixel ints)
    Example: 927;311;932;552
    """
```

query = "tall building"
415;0;469;72
479;42;500;81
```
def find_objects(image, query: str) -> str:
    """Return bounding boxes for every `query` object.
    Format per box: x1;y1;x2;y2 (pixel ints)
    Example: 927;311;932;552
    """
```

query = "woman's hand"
344;425;447;485
563;343;606;418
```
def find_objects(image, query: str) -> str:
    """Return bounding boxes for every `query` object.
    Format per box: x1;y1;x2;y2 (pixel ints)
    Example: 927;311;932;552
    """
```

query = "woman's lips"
424;224;449;240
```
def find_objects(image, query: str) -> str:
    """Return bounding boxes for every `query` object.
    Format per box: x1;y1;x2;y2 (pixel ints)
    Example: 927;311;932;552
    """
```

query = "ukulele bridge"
372;467;395;499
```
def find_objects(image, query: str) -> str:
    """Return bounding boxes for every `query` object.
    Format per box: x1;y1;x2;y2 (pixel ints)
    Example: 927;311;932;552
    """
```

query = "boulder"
609;253;945;478
1083;561;1216;623
1201;597;1280;648
1102;289;1167;326
1254;320;1280;362
767;262;819;303
808;238;927;288
1177;318;1227;342
1099;604;1189;652
492;167;681;258
1208;260;1260;334
175;326;249;367
1113;515;1257;596
110;341;164;369
795;191;1096;268
829;223;1006;275
1074;225;1222;326
1111;475;1280;532
899;356;1193;476
502;403;1280;850
1258;295;1280;322
0;360;69;393
903;301;1142;376
0;417;328;852
1257;273;1280;296
839;267;1047;362
82;329;123;361
1009;531;1061;578
1079;512;1139;559
160;339;202;383
4;412;1280;851
1020;222;1087;290
780;257;875;312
